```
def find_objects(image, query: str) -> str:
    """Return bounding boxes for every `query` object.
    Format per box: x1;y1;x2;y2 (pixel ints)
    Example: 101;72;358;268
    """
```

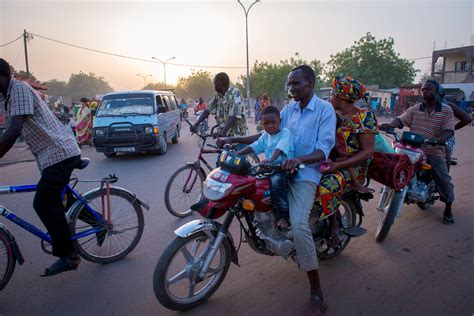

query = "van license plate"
114;147;136;152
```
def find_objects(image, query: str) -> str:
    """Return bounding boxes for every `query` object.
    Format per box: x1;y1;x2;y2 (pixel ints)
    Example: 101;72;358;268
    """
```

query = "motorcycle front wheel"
153;232;232;311
375;187;404;243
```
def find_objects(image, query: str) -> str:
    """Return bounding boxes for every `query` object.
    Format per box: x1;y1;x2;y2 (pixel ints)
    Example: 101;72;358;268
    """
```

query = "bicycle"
164;120;259;217
0;158;149;291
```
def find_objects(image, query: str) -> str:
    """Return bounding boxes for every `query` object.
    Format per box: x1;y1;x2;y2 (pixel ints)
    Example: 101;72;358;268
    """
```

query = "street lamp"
136;73;152;87
238;0;260;118
151;56;176;88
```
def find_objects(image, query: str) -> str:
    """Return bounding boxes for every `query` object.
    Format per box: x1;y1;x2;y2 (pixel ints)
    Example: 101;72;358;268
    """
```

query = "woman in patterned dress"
316;75;378;245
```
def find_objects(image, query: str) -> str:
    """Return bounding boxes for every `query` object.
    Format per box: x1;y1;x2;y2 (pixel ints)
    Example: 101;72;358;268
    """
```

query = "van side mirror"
157;106;166;114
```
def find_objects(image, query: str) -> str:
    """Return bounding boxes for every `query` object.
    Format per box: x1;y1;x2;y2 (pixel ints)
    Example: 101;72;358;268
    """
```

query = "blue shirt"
280;94;336;184
249;128;294;163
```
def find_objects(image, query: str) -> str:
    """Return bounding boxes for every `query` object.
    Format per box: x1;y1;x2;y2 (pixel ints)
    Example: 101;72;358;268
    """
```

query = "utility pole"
23;29;30;79
238;0;260;118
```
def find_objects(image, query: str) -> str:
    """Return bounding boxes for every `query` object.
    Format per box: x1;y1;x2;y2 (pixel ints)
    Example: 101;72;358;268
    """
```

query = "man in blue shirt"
217;65;336;315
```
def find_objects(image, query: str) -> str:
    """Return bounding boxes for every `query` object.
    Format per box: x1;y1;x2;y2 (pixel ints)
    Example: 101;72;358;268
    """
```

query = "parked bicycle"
0;158;149;291
164;120;259;218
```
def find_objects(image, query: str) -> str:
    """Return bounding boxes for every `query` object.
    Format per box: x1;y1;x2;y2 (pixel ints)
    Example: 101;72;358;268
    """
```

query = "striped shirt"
0;79;81;171
398;101;455;157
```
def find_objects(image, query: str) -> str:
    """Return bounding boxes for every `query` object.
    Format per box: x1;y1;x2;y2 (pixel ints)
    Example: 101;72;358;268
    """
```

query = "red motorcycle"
153;150;370;311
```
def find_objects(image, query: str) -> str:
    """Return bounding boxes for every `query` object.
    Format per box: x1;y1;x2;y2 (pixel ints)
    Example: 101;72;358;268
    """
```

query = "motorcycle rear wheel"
317;198;357;260
153;232;232;311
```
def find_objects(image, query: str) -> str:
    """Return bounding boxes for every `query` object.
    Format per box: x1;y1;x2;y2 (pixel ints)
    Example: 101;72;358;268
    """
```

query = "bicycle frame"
0;184;106;243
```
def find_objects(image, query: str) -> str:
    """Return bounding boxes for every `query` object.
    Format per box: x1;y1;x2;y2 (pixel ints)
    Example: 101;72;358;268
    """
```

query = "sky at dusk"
1;0;473;91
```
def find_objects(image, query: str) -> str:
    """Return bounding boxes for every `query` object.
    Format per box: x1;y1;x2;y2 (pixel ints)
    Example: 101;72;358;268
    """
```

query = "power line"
0;34;23;48
28;32;248;69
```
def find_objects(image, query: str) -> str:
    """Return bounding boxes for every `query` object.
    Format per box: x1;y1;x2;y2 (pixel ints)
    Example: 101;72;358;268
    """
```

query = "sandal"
41;256;80;277
443;214;455;225
304;295;328;316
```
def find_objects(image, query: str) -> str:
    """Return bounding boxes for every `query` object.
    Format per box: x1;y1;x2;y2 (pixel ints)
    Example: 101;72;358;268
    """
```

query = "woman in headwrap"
75;97;93;146
316;74;378;245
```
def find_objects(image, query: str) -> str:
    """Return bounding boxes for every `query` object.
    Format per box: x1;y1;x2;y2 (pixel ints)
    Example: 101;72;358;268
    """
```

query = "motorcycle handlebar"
254;162;305;174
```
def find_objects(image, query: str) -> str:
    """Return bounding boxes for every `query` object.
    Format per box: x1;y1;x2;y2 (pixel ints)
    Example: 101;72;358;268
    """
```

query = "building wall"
444;52;470;71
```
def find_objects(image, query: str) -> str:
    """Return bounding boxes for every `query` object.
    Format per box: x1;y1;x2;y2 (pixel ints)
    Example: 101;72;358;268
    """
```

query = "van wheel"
104;152;117;158
157;133;167;155
171;126;179;144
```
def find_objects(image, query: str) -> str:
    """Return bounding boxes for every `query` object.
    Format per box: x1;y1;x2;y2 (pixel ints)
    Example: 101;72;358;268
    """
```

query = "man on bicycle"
191;72;248;138
0;58;83;276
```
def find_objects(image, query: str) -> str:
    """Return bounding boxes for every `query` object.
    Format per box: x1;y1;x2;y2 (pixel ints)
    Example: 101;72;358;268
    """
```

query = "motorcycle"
375;128;439;242
153;150;370;311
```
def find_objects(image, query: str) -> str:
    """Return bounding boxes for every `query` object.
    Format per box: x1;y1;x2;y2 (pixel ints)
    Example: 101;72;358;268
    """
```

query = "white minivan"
92;90;181;158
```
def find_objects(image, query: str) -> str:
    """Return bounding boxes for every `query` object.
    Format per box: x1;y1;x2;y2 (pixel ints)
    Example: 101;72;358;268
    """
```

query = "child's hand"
260;159;269;163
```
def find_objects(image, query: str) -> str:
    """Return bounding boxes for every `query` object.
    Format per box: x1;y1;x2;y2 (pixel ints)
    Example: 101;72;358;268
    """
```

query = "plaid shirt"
0;79;81;171
207;86;248;136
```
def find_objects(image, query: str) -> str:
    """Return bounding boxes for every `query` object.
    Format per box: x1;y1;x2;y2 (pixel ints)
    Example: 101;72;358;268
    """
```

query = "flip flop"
443;215;455;225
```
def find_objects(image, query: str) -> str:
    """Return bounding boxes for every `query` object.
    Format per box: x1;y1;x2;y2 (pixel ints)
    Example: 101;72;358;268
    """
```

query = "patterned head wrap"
331;74;370;104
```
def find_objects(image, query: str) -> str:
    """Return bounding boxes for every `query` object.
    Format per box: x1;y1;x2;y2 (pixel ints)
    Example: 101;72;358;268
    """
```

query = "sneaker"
41;255;81;277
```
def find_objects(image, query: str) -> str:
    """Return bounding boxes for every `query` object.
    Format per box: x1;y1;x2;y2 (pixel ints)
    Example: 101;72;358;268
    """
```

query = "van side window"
162;95;171;111
168;96;177;110
156;95;166;112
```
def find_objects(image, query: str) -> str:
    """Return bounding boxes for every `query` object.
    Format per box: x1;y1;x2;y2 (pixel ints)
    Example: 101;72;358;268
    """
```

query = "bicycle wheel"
0;229;15;291
70;188;144;263
165;165;206;218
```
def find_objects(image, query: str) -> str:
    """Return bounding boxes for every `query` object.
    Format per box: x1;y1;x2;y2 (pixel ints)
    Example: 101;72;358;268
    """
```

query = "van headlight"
145;126;159;134
203;178;232;200
94;128;105;136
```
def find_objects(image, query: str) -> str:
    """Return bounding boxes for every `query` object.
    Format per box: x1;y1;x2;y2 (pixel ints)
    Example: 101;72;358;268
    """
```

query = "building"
432;45;474;101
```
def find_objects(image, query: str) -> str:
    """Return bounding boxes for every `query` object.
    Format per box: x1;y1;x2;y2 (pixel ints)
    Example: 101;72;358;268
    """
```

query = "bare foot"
303;296;327;316
350;180;371;194
276;218;290;229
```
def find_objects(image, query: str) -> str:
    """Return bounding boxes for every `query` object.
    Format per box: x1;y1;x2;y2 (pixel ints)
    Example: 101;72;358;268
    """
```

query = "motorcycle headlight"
395;148;422;164
94;128;105;136
203;178;232;201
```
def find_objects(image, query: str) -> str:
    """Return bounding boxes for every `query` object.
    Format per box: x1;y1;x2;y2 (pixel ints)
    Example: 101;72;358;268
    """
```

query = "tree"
238;53;326;106
143;82;171;90
66;72;113;99
326;33;418;88
43;79;68;96
175;70;214;100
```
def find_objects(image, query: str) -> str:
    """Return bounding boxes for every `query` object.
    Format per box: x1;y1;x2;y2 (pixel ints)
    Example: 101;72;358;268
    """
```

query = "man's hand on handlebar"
282;157;303;173
379;123;393;132
216;137;232;148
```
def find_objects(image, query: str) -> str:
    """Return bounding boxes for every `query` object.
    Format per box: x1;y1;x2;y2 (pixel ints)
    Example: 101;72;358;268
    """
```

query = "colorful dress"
315;109;378;216
76;102;92;144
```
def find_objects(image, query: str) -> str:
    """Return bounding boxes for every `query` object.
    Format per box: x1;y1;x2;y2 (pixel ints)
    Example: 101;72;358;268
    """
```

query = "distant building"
432;45;474;101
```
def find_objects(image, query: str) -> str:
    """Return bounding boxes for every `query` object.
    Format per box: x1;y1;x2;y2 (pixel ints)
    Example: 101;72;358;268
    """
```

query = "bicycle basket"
219;150;251;175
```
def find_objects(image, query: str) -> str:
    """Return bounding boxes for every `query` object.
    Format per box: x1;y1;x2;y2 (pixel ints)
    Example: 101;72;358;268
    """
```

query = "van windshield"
97;94;154;116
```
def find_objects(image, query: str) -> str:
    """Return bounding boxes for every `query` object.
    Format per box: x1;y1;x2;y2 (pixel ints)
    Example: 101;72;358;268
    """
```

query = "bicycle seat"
74;158;90;170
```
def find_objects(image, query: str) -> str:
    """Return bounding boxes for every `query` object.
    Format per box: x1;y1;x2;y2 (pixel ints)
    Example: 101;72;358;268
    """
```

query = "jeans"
270;172;290;221
288;181;319;271
33;156;81;258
